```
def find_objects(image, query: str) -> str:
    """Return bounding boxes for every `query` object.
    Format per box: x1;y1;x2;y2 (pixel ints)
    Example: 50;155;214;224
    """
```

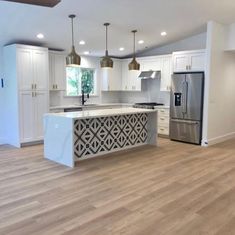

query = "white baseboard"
208;132;235;146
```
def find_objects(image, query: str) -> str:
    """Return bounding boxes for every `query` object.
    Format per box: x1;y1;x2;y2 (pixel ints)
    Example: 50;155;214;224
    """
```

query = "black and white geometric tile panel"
74;113;148;159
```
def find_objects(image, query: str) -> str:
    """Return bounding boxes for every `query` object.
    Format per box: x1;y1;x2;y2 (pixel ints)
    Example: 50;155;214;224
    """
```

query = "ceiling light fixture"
161;31;167;36
84;51;90;55
37;33;44;39
66;14;81;67
79;40;86;45
129;30;140;71
100;23;113;69
138;40;144;44
119;47;125;51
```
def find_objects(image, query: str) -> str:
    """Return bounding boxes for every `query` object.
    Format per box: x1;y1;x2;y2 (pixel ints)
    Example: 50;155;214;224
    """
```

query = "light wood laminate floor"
0;138;235;235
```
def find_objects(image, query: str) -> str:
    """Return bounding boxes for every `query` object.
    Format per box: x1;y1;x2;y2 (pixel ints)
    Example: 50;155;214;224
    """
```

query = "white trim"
207;132;235;146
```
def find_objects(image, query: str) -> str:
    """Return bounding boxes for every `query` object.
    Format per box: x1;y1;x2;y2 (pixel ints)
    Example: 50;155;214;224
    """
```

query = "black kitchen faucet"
81;90;89;105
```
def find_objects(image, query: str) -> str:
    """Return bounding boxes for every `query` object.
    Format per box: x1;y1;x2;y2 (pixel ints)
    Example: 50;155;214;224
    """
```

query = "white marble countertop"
45;107;157;120
49;103;132;110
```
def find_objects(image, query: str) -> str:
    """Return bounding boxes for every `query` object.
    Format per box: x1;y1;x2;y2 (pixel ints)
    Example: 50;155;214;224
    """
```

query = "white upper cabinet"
121;59;141;91
33;50;49;90
160;55;172;91
17;48;33;90
139;55;172;91
17;46;48;91
173;50;205;72
101;59;122;91
49;51;66;90
141;57;162;71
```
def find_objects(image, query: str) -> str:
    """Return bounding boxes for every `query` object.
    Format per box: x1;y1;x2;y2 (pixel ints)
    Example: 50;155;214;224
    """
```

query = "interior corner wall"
203;21;235;145
0;47;5;144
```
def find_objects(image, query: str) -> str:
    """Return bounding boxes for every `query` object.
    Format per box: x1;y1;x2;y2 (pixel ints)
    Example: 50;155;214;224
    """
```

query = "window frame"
65;66;98;97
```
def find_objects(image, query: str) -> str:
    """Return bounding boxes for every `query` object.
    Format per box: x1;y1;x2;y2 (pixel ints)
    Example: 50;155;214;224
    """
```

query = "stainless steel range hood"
138;70;161;79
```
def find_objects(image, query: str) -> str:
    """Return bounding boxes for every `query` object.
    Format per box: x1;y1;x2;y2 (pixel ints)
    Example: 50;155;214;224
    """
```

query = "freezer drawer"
170;119;201;144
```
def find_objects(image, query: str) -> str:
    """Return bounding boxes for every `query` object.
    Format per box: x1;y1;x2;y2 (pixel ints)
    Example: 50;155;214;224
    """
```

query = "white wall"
137;33;207;57
0;48;5;144
203;21;235;145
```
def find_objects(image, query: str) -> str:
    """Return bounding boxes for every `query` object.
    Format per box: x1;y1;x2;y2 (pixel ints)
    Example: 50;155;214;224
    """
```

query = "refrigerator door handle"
171;119;200;125
182;81;188;114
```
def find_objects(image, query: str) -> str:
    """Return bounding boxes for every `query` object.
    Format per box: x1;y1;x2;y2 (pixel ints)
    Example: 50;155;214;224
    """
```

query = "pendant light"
66;14;81;67
100;23;113;68
128;30;140;70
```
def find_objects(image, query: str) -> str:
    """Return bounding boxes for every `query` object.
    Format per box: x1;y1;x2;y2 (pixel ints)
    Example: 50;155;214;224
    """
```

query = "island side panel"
44;115;74;167
147;111;158;146
73;112;152;161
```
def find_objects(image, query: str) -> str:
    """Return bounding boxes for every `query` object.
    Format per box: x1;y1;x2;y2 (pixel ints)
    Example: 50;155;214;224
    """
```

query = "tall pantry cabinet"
3;44;49;147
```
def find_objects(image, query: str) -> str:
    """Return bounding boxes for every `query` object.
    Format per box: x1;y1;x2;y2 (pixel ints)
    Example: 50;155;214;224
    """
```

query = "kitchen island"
44;108;158;167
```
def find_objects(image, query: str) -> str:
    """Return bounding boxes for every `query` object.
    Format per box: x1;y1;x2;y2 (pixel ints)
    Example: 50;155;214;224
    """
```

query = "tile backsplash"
49;79;170;107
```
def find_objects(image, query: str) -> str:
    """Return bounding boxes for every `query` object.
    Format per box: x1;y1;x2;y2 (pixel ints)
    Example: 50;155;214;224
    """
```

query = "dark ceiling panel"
1;0;61;7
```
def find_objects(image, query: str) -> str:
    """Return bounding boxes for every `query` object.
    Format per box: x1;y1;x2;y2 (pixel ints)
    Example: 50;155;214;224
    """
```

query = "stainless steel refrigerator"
170;73;204;145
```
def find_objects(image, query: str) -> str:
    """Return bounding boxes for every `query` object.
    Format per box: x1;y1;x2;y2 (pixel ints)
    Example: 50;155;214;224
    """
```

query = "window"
66;67;96;96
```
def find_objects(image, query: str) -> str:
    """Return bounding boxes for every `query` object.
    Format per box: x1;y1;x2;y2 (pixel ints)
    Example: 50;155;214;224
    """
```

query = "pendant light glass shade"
129;30;140;71
100;23;113;68
66;14;81;67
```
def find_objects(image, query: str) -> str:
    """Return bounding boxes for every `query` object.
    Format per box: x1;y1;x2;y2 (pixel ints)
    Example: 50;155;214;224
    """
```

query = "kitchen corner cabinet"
121;59;141;91
49;51;66;91
3;44;49;147
172;50;205;72
101;59;122;91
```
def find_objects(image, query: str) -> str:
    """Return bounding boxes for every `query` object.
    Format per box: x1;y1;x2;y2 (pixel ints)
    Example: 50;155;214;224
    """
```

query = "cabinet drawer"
158;126;169;135
158;116;169;126
158;108;169;116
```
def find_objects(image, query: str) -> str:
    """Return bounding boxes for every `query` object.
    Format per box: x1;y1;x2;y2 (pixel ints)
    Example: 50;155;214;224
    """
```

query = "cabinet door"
160;56;172;91
49;53;55;90
17;48;33;90
54;54;66;90
109;61;122;90
189;52;205;72
19;91;34;142
33;50;49;90
142;58;161;71
129;70;141;91
34;91;49;140
173;54;189;72
121;60;130;91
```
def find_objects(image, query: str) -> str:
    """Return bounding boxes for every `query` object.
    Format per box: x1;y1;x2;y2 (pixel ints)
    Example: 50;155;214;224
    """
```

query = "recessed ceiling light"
37;33;44;39
84;51;90;55
119;47;125;51
79;40;86;45
138;40;144;44
161;31;167;36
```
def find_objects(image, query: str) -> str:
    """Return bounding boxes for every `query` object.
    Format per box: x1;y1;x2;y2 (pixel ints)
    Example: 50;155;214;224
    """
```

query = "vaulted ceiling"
1;0;235;57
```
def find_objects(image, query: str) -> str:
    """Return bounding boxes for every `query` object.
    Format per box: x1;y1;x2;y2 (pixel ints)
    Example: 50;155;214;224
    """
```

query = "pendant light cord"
106;24;108;51
71;17;74;47
133;31;136;58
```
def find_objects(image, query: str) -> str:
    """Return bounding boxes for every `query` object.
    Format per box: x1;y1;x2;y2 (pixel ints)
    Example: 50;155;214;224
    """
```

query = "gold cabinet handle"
32;91;34;97
32;84;34;89
34;84;37;89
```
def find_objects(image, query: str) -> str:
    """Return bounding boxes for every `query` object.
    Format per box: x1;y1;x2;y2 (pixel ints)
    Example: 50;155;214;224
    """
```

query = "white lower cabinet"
156;107;170;136
20;91;48;143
